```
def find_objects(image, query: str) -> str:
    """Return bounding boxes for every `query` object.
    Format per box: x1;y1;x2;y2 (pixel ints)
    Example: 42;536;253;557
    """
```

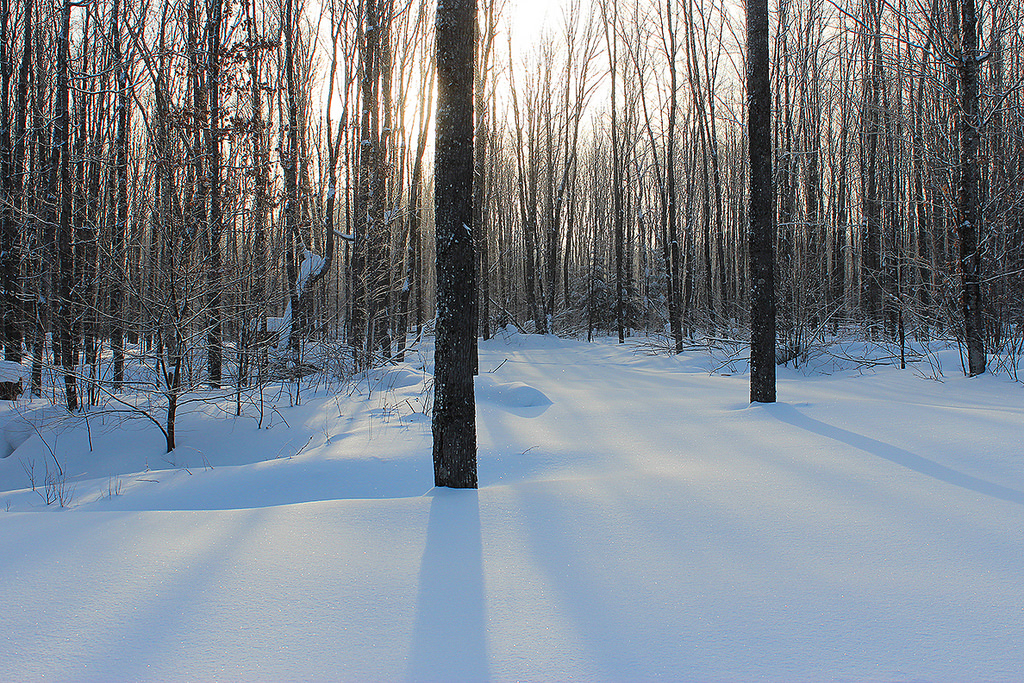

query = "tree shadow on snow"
94;455;434;511
768;403;1024;507
408;488;489;682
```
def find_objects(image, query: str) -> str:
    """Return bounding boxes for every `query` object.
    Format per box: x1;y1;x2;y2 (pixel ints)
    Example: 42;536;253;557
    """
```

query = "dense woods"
0;0;1021;421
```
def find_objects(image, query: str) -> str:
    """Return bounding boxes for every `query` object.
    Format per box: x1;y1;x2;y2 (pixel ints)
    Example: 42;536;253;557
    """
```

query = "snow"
265;312;290;350
0;361;26;382
296;249;325;293
1;332;1023;681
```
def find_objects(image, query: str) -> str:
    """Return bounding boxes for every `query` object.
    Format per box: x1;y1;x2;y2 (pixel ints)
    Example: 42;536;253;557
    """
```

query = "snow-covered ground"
1;331;1022;681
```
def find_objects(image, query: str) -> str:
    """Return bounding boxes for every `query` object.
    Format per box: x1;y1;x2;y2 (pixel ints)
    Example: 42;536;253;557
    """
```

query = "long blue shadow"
408;488;489;682
768;403;1024;506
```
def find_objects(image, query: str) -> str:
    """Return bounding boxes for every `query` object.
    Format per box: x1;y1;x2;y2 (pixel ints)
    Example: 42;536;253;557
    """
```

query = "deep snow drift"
1;331;1022;681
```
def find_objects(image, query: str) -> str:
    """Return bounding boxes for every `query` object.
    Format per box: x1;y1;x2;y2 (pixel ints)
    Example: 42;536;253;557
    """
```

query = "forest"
3;0;1024;677
0;0;1022;416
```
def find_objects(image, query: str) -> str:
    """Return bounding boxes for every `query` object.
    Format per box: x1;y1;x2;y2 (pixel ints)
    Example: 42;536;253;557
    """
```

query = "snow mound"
370;366;427;391
476;375;551;410
0;403;68;459
0;360;26;382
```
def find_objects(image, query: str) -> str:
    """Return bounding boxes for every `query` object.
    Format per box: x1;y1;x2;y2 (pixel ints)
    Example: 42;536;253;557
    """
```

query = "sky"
506;0;590;56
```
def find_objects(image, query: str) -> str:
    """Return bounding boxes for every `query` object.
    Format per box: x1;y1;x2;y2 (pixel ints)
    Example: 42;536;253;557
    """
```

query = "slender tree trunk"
473;5;496;351
667;113;684;352
246;0;268;380
283;0;301;363
0;0;12;362
207;0;224;387
1;0;31;363
110;1;129;386
397;59;434;361
862;11;884;331
54;0;78;412
604;3;625;343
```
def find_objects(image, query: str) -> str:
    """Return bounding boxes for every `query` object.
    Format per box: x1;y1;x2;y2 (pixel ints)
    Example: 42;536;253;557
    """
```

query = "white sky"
506;0;590;56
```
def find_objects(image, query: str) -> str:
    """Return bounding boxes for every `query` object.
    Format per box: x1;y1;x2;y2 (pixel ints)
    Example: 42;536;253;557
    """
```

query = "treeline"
0;0;1021;415
491;0;1023;371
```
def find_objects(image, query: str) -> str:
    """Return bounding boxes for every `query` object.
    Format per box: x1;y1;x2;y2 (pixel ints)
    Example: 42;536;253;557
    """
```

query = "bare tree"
432;0;477;488
955;0;985;375
748;0;776;402
0;0;32;363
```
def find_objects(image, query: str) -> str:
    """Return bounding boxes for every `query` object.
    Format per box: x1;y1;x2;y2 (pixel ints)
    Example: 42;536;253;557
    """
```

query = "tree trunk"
604;4;625;344
54;0;78;412
1;0;31;363
207;0;224;387
957;0;985;375
862;14;884;331
432;0;477;489
748;0;776;403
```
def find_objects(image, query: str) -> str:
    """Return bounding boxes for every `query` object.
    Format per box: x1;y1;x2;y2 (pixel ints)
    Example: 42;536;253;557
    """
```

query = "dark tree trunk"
748;0;775;403
606;10;625;344
351;0;390;365
862;20;884;331
367;0;393;362
474;7;496;351
432;0;477;489
77;10;105;405
397;62;434;362
206;0;224;387
957;0;985;375
54;0;78;412
282;0;333;365
110;0;129;388
1;0;31;363
0;0;11;362
246;0;268;381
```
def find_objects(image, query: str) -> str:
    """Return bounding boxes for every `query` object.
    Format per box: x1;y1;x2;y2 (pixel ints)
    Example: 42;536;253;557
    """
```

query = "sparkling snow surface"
1;331;1022;681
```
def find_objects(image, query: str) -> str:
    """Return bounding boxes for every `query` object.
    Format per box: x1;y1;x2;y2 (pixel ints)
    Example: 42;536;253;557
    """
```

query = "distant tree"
206;0;224;388
0;0;31;363
472;0;499;354
53;0;78;412
432;0;477;489
748;0;775;403
109;0;130;389
507;58;545;335
600;0;625;344
281;0;333;367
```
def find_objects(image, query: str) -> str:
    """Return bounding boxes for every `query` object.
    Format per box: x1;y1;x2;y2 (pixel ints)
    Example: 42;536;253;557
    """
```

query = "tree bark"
432;0;477;489
1;0;31;363
748;0;776;403
957;0;985;375
54;0;78;412
206;0;224;387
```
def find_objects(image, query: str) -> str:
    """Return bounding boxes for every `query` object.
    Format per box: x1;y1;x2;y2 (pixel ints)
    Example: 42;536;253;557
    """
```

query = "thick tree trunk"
748;0;775;403
432;0;477;489
957;0;985;375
